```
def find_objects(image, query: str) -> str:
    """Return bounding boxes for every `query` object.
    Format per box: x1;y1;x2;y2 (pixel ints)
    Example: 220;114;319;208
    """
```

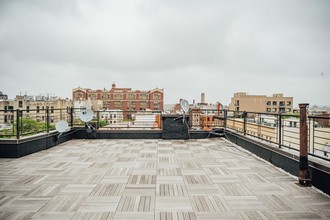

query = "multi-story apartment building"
189;105;221;130
229;92;293;113
0;95;73;125
99;110;124;124
72;83;164;112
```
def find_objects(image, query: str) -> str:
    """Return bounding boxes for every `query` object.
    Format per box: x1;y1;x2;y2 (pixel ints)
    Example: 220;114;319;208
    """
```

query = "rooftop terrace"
0;138;329;220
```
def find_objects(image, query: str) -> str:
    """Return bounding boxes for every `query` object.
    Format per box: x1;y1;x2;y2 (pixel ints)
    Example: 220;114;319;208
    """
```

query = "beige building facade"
229;92;293;113
0;95;73;125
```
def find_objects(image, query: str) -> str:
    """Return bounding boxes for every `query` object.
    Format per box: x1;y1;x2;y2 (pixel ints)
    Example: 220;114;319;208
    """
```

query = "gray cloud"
0;0;329;106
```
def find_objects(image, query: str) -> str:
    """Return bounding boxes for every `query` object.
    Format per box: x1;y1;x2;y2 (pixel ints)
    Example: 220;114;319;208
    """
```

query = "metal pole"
70;107;74;128
224;110;227;129
46;107;50;133
312;118;315;155
16;109;20;139
243;111;247;135
278;113;282;148
298;103;311;186
97;111;100;129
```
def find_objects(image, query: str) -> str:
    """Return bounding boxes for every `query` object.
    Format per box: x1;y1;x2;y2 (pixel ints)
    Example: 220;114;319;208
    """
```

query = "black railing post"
46;106;50;133
258;113;261;139
224;110;227;129
243;111;247;135
278;113;282;148
16;109;20;139
96;110;100;129
70;107;74;127
312;117;315;155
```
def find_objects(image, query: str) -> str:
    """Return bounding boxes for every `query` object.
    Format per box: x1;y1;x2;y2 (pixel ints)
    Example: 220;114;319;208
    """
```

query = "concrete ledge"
225;130;330;196
0;131;75;158
74;129;163;139
73;128;224;140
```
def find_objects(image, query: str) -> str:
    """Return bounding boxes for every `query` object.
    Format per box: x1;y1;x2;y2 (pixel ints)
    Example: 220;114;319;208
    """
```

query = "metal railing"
71;109;162;130
1;107;329;161
0;108;162;139
214;110;330;161
0;107;73;139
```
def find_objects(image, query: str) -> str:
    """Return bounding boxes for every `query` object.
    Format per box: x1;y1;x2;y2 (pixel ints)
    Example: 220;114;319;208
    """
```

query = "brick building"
72;83;164;112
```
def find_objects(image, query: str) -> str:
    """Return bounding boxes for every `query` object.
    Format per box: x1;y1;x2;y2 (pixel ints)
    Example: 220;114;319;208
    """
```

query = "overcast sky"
0;0;329;107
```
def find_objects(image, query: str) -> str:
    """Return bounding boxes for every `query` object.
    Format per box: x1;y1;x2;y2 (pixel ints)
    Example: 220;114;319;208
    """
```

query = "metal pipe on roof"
298;103;311;186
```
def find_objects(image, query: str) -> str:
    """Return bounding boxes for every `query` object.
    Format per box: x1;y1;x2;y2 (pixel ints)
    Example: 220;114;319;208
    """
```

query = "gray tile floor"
0;138;329;220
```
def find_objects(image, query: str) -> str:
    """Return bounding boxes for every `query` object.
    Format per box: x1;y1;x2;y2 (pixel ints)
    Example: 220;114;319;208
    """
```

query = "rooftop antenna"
180;99;189;124
79;109;95;133
55;120;70;140
174;99;190;122
180;99;189;114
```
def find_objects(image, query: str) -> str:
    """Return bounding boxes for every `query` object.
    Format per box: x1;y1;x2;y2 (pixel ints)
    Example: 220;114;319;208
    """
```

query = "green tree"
98;120;109;127
0;118;56;139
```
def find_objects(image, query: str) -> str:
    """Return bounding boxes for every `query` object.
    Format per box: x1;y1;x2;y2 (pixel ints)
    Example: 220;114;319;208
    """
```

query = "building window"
287;108;291;112
272;108;277;112
266;108;271;112
279;101;285;106
140;94;148;100
103;101;110;109
114;101;121;109
266;101;271;106
88;94;97;100
127;94;136;99
235;100;240;106
18;101;23;108
27;106;30;113
287;101;291;106
37;106;40;113
75;93;84;99
140;101;148;107
114;94;123;99
51;106;54;113
128;101;136;107
153;93;161;100
272;101;277;106
4;115;7;123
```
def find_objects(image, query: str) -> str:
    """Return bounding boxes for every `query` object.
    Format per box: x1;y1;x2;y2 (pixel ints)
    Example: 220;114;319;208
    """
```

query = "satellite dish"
55;120;69;133
79;109;94;122
180;99;189;113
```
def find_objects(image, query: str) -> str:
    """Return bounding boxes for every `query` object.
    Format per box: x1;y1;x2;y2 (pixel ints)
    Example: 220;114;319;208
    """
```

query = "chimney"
201;93;205;104
112;82;116;88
